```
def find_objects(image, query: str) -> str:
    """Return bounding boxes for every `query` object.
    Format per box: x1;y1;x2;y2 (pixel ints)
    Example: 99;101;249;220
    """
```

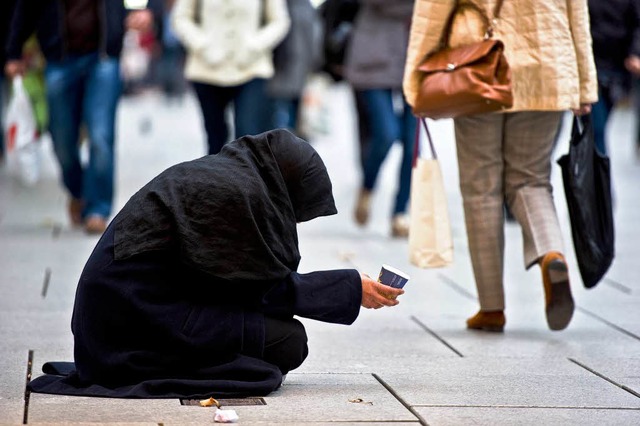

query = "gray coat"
267;0;323;98
344;0;414;90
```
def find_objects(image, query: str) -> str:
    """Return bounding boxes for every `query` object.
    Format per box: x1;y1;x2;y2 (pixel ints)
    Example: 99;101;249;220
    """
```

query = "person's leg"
192;81;231;155
263;316;308;374
454;113;506;313
591;83;613;156
354;89;399;226
82;56;122;228
0;76;4;160
388;98;417;237
353;89;371;170
502;111;573;330
45;57;86;224
235;78;271;137
394;98;417;215
361;89;398;191
271;97;295;130
502;111;565;267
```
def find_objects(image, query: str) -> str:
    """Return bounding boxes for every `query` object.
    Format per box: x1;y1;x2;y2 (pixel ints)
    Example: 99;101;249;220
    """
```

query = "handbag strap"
413;117;437;168
439;0;504;47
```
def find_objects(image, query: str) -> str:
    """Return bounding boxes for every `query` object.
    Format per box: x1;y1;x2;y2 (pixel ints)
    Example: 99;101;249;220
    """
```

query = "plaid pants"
454;111;565;310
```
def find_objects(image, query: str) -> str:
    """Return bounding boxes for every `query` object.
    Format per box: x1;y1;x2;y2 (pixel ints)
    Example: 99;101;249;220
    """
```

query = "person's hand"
571;103;591;116
126;9;154;32
360;273;404;309
625;54;640;76
4;60;25;78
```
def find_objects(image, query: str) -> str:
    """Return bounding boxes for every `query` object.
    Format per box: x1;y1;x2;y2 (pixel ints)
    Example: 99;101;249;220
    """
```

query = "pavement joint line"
372;373;428;426
410;316;464;358
575;306;640;341
41;268;51;298
23;349;33;425
411;404;640;410
437;274;476;301
568;358;640;399
602;277;632;295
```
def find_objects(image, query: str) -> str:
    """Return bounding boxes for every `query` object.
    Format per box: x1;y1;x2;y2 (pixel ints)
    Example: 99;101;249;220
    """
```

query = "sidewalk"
1;85;639;425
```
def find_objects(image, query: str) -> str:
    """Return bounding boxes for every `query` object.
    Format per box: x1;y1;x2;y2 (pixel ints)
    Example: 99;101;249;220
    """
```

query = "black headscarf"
113;129;337;280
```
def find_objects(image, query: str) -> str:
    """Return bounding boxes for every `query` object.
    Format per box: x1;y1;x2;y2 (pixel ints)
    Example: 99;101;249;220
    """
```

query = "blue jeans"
360;89;416;215
45;53;121;219
0;76;4;158
592;69;628;156
192;78;271;155
271;97;300;131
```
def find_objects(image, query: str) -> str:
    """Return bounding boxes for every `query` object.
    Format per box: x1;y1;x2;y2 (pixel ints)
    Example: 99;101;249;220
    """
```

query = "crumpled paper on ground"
214;408;239;423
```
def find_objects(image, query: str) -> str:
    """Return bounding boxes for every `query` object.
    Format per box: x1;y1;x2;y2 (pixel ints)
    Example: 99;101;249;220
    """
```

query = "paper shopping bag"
408;119;453;268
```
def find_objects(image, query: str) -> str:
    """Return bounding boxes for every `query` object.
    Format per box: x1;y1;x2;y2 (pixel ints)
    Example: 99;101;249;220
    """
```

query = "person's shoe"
354;189;372;226
84;215;107;235
391;214;410;238
68;198;84;226
540;252;574;331
466;310;506;332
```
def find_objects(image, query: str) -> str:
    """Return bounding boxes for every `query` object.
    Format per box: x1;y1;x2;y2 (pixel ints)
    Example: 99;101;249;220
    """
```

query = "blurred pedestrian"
345;0;416;238
0;0;18;162
5;0;164;234
267;0;323;135
172;0;290;155
404;0;598;331
158;0;187;102
588;0;640;156
27;129;404;399
318;0;371;170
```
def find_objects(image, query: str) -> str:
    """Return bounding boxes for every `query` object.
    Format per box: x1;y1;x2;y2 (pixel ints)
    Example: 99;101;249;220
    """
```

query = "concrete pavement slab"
377;357;640;408
415;406;640;426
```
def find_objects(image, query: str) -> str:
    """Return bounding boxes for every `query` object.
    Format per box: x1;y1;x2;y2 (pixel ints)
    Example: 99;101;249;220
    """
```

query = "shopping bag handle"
413;117;437;167
571;113;591;144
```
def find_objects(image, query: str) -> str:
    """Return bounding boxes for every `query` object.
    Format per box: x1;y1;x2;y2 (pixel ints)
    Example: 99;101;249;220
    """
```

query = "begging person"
28;129;403;399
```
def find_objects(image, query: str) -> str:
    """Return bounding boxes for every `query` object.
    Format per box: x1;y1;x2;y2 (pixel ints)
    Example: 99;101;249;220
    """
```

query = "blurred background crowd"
1;0;639;237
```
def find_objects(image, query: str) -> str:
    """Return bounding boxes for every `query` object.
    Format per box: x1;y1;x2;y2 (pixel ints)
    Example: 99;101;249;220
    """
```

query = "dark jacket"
6;0;163;62
344;0;414;89
1;0;18;67
268;0;323;98
588;0;640;73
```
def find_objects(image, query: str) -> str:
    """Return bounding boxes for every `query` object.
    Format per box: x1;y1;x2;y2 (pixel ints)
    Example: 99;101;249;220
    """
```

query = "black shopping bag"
557;114;614;288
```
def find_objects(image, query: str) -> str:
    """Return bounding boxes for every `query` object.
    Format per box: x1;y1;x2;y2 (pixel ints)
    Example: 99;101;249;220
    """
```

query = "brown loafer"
354;189;372;226
68;198;84;226
540;252;574;331
84;215;107;235
466;310;505;332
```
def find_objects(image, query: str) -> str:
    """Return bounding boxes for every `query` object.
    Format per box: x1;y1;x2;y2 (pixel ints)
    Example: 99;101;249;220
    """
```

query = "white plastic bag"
4;76;41;185
120;30;150;82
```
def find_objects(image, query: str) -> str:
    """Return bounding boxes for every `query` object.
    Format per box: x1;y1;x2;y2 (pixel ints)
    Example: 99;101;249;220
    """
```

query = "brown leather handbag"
413;0;512;119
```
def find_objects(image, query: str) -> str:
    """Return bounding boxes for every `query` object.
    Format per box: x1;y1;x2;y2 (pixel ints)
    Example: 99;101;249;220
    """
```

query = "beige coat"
403;0;598;112
172;0;290;86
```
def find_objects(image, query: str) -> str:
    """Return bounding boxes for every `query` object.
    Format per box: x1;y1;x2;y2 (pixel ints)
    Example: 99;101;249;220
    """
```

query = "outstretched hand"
360;273;404;309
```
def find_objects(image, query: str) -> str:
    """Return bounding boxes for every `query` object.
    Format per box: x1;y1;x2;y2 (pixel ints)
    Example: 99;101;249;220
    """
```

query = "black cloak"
28;130;361;399
114;128;338;281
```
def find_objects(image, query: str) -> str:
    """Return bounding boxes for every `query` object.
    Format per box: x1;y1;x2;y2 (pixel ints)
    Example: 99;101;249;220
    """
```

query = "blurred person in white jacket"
172;0;290;155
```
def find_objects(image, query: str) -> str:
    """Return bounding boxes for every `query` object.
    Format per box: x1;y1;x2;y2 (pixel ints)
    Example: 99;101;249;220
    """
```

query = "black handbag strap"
439;0;505;48
413;117;437;168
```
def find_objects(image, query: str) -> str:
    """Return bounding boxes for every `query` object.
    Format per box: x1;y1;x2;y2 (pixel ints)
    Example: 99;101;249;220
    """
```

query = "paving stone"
378;357;640;408
415;406;640;426
25;374;416;424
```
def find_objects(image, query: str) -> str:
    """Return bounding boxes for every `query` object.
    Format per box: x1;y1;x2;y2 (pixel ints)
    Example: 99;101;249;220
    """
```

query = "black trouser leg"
263;317;308;374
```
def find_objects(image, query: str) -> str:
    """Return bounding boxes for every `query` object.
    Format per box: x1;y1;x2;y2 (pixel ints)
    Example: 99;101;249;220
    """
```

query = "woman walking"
404;0;597;331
